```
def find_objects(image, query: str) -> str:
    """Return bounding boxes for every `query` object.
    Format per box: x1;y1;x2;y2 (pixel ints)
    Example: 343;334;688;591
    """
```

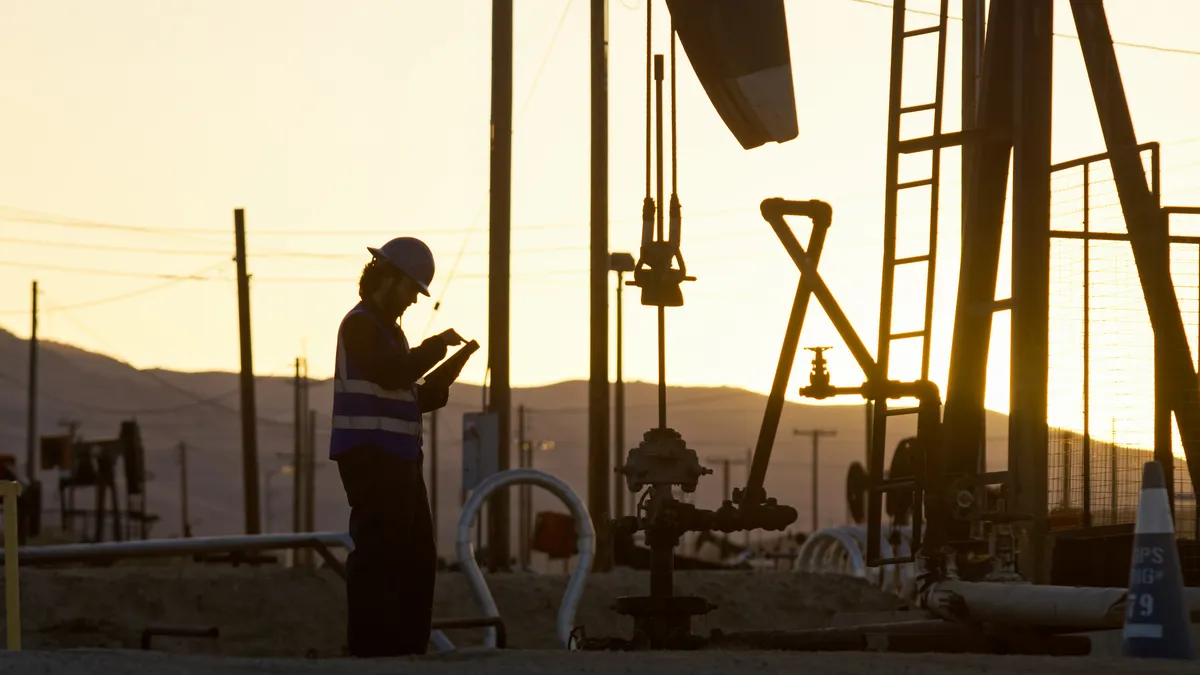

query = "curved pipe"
794;524;918;598
456;469;595;649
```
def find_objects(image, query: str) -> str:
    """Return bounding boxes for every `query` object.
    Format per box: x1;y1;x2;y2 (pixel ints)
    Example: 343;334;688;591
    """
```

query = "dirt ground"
3;564;1196;673
0;565;905;656
2;649;1199;675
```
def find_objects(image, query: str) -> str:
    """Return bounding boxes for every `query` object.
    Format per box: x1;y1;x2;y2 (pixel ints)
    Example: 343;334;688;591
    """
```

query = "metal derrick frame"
745;0;1200;587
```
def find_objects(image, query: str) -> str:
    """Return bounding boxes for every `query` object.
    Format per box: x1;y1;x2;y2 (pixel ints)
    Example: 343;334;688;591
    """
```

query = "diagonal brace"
742;198;833;507
760;198;881;382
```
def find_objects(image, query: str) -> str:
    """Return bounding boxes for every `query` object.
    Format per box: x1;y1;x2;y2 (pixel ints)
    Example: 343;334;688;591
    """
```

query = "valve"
800;346;834;399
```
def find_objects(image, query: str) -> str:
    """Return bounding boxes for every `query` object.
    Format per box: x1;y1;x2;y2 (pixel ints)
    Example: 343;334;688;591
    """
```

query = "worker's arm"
417;384;450;413
342;313;447;390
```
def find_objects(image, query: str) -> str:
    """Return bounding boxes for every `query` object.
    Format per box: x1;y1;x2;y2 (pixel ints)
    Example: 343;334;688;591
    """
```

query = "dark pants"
336;445;437;657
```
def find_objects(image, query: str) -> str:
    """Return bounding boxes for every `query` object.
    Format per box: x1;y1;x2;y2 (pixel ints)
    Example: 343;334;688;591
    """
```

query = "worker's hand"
438;329;465;347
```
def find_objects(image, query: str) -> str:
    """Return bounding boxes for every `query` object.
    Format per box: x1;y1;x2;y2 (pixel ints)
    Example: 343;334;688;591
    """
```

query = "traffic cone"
1122;460;1195;660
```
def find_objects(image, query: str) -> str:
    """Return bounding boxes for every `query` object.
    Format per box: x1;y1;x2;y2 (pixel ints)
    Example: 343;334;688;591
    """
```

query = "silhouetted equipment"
692;529;747;561
744;0;1200;594
885;438;916;526
47;420;157;543
610;251;636;522
842;437;917;529
665;0;797;150
579;0;1200;656
583;1;804;651
39;434;72;472
613;529;737;572
845;462;868;525
0;454;40;543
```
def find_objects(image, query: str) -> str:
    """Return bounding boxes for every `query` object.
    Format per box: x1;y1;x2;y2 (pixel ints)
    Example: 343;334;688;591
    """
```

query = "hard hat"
367;237;435;296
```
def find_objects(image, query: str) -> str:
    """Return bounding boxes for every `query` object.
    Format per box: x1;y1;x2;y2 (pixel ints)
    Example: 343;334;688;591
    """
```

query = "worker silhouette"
330;237;464;657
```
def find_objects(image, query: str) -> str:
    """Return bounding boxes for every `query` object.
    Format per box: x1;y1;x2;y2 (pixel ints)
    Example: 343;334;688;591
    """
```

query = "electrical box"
532;511;579;560
462;411;499;493
40;434;73;471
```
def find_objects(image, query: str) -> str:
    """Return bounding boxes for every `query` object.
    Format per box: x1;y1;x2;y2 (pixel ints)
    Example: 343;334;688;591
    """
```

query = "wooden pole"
588;0;612;572
293;357;302;534
25;280;37;479
233;208;262;534
179;441;191;538
487;0;515;573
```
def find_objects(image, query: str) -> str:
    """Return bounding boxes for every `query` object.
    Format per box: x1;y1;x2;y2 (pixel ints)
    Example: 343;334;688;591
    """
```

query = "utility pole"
486;0;514;573
306;407;316;536
293;357;302;535
178;441;191;538
588;0;612;572
233;208;262;534
26;280;38;479
705;452;751;547
794;428;837;531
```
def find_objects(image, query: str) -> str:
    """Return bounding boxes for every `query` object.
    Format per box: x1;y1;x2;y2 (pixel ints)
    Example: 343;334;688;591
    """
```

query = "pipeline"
923;580;1200;630
456;468;595;649
793;524;918;599
0;531;356;565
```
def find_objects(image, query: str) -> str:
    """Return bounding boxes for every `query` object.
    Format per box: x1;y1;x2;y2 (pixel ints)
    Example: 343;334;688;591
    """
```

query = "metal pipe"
456;469;595;649
794;524;918;599
923;580;1200;630
0;531;355;564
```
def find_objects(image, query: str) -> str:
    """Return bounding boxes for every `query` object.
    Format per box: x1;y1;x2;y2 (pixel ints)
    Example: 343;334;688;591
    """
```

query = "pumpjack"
575;0;1200;654
41;419;158;543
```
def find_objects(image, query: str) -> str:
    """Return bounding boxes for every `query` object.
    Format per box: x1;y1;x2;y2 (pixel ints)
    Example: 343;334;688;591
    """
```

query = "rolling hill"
0;326;1012;553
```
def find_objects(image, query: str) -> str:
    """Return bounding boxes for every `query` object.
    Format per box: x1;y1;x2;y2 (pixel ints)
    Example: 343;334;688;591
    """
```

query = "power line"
0;261;230;315
0;368;241;416
0;222;763;263
840;0;1200;57
424;0;576;338
0;259;228;281
0;205;750;241
0;236;232;258
35;292;292;426
529;390;750;414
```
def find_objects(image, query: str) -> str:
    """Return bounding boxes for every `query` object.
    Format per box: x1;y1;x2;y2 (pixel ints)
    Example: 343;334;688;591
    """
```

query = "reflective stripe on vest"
328;303;422;460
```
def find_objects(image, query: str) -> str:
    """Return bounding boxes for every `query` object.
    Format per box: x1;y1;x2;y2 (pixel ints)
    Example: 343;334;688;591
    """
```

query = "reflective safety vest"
328;302;423;460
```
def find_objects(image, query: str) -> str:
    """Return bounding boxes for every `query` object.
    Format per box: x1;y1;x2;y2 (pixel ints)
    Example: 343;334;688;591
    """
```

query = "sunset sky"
1;0;1199;450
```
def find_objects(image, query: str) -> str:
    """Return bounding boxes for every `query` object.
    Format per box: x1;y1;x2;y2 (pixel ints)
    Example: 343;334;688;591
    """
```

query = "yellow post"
1;480;20;650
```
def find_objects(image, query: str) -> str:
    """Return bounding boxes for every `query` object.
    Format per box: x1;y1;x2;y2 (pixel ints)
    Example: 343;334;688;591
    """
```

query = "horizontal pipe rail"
0;531;355;565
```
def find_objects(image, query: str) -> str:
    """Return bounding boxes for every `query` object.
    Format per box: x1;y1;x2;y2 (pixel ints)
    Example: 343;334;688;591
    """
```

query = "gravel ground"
1;648;1197;675
3;564;1192;673
1;565;903;655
